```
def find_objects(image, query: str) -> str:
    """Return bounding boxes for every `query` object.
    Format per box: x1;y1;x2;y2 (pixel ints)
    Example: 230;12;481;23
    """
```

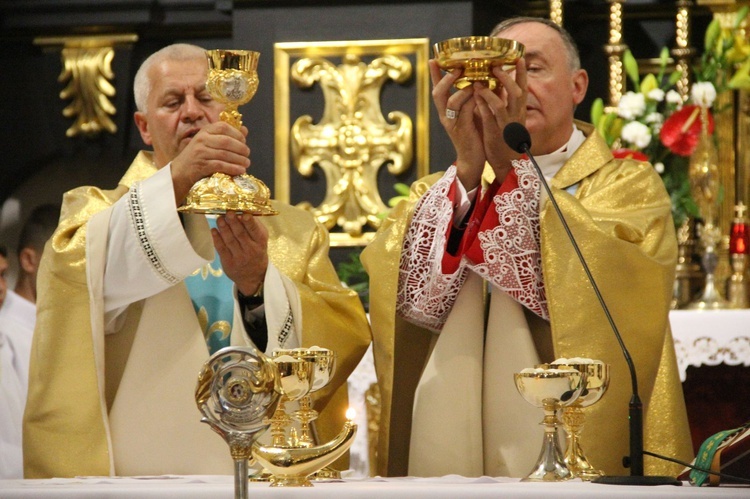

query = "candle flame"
346;407;356;421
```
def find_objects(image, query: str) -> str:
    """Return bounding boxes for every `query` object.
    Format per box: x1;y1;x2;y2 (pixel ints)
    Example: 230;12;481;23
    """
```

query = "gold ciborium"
514;366;585;482
549;359;610;480
252;347;356;487
433;36;525;89
179;49;278;215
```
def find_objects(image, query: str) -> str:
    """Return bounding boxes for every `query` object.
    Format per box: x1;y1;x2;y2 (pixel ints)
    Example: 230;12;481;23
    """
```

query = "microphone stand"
509;127;680;486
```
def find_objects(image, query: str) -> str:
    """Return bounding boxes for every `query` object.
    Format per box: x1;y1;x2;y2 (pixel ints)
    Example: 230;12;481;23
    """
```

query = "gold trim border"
274;38;430;246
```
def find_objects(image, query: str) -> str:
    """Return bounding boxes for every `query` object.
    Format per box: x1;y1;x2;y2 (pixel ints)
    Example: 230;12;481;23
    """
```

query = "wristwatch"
238;282;264;309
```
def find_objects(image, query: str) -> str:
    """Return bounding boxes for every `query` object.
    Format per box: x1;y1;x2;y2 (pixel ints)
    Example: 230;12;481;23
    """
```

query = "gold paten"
34;34;138;138
274;39;430;246
433;36;524;90
179;49;277;216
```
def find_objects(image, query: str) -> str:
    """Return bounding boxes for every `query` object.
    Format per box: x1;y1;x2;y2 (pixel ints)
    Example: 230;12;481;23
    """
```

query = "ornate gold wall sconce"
274;39;430;246
34;34;138;138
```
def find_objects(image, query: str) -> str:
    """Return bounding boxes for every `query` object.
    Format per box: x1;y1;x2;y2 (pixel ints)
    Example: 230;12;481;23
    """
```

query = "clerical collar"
534;125;586;181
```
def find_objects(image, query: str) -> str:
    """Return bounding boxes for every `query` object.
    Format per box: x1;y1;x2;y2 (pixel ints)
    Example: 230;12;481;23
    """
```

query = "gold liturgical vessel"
514;365;585;482
550;359;610;480
179;49;277;215
196;345;356;498
433;36;524;89
252;347;357;487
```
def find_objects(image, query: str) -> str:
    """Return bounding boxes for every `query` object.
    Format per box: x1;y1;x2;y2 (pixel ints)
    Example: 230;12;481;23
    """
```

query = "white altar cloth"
0;475;747;498
669;310;750;381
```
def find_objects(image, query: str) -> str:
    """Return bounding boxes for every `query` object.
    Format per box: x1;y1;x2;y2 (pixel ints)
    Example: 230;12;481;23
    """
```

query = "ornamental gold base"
178;173;278;215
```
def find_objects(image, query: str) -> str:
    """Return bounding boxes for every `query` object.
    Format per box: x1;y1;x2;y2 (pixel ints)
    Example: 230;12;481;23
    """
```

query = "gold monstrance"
179;49;278;215
433;36;525;90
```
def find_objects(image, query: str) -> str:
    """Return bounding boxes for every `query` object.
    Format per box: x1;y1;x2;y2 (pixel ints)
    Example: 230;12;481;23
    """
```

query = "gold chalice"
179;49;278;215
549;359;610;480
433;36;525;89
514;366;586;482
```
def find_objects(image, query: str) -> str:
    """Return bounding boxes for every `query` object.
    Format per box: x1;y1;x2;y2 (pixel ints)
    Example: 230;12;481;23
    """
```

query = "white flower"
691;81;717;108
654;162;665;174
645;112;664;134
645;112;663;125
617;91;647;120
621;120;652;149
647;88;665;102
666;89;683;105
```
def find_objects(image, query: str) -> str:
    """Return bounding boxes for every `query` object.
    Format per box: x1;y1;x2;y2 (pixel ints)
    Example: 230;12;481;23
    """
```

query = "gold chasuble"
361;123;693;478
24;151;370;477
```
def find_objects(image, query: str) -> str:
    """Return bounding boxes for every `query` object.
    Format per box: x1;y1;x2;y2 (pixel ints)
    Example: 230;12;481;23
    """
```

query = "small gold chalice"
179;49;277;215
433;36;525;89
550;359;610;480
514;365;586;482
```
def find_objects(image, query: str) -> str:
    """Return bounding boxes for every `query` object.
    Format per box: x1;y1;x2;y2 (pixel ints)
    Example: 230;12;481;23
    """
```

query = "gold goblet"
178;49;278;215
433;36;525;89
549;359;610;480
514;366;585;482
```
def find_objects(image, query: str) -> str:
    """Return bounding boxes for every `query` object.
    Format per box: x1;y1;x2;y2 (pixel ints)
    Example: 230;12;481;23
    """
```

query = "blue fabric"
184;216;234;355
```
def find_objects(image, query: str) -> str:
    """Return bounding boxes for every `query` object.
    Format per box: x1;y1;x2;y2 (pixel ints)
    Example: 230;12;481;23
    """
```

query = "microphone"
503;122;679;486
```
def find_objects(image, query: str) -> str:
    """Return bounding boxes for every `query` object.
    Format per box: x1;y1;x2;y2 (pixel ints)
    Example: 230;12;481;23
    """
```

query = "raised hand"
211;211;268;296
170;122;251;205
429;59;487;191
473;58;528;183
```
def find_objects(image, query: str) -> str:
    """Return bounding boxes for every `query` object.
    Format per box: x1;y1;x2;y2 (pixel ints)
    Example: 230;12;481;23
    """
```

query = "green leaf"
705;19;721;53
735;6;749;29
394;182;410;196
641;73;658;95
729;59;750;90
623;50;640;90
668;70;683;86
590;98;604;126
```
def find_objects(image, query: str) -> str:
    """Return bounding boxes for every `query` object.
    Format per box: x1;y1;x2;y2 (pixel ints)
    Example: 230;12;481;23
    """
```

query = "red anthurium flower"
612;149;649;162
660;105;715;157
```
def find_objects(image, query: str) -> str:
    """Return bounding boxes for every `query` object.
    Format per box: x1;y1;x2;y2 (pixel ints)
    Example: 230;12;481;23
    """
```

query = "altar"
0;475;747;498
669;309;750;453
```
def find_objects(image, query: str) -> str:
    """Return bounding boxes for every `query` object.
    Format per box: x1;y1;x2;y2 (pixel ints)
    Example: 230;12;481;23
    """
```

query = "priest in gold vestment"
362;18;693;478
23;44;370;478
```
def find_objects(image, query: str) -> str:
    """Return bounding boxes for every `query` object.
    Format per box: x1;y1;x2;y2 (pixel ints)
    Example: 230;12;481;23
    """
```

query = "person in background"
0;204;61;386
362;17;692;478
0;205;60;478
24;43;370;478
0;245;26;478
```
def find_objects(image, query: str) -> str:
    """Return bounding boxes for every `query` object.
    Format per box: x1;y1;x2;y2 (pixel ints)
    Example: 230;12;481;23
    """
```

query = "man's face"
134;58;224;168
499;22;588;154
0;253;8;308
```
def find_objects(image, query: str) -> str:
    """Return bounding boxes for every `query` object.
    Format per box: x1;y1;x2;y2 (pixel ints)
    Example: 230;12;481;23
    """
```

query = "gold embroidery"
190;261;225;279
208;320;231;342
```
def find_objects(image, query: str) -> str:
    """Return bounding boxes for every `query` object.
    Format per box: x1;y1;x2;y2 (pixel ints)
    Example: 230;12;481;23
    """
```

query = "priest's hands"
430;58;527;190
212;211;268;296
170;122;251;205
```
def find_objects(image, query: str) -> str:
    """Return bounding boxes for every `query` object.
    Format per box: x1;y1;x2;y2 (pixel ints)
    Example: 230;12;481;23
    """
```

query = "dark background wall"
0;0;713;277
